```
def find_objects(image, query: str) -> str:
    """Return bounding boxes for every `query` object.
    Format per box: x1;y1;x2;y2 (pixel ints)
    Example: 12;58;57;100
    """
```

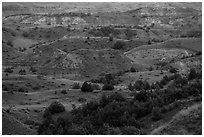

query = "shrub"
105;73;114;84
125;28;134;40
72;83;81;89
130;67;136;72
78;97;87;103
30;67;37;73
47;101;65;114
109;35;113;41
148;66;153;71
18;87;26;92
91;83;100;90
22;31;29;37
61;90;67;94
160;78;168;86
81;82;93;92
4;68;13;73
188;68;197;80
195;51;202;56
134;90;149;102
112;41;125;50
133;80;151;91
152;107;162;121
169;68;177;73
19;69;26;75
32;86;40;90
108;92;126;102
102;84;114;90
2;84;8;91
7;40;13;47
43;108;52;119
128;83;134;91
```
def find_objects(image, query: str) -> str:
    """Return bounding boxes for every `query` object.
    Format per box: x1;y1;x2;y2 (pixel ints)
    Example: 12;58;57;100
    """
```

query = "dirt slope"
2;111;35;135
151;103;202;135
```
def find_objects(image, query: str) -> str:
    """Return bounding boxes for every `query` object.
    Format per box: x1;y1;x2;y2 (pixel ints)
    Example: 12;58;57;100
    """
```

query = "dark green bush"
130;67;136;72
133;80;151;91
4;68;13;73
188;68;197;80
22;31;29;37
7;40;13;47
61;90;67;94
19;69;26;75
81;82;93;92
72;83;81;89
47;101;65;114
112;41;125;50
128;83;134;91
109;35;113;41
102;84;114;90
169;68;177;73
152;107;162;121
134;90;149;102
38;70;202;135
18;87;26;92
91;83;100;90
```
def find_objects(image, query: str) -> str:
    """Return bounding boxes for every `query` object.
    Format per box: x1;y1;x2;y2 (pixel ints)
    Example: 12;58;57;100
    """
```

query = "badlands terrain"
2;2;202;135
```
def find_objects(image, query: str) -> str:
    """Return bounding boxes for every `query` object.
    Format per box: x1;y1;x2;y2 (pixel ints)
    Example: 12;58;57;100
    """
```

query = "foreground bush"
47;101;65;114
